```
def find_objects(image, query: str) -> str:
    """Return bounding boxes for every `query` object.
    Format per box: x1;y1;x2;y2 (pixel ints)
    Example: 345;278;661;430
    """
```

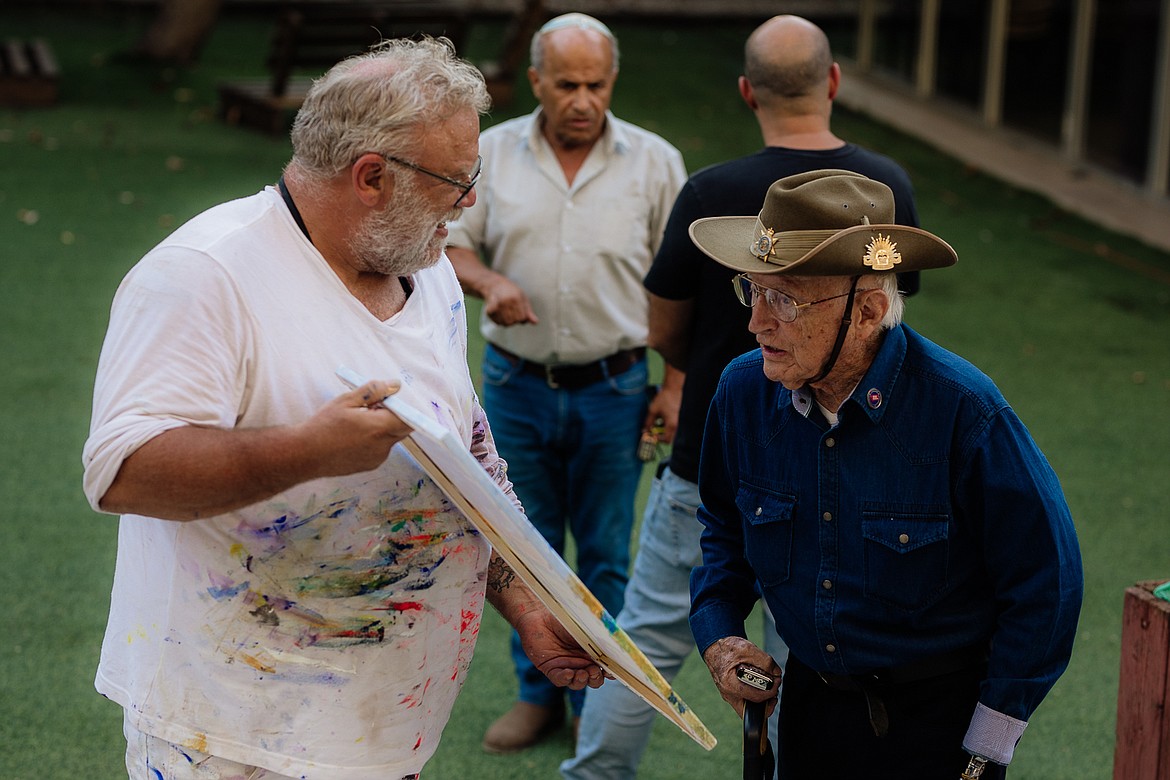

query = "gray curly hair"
290;36;490;181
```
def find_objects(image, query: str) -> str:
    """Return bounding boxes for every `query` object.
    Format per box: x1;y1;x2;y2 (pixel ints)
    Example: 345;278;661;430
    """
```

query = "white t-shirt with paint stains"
83;187;501;779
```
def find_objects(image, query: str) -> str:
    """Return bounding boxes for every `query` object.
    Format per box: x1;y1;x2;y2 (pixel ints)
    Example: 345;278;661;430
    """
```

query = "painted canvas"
337;368;716;750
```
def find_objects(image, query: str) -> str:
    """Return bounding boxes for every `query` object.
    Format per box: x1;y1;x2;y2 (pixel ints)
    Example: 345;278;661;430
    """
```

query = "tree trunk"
137;0;224;65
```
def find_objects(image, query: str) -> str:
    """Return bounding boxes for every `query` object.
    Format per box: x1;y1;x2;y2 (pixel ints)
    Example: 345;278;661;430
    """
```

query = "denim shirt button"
899;533;910;544
822;512;832;522
755;507;763;516
822;579;833;590
826;644;837;653
825;438;836;448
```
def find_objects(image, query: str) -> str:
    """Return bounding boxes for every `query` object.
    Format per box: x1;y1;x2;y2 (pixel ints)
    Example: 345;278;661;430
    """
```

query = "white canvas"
337;368;716;750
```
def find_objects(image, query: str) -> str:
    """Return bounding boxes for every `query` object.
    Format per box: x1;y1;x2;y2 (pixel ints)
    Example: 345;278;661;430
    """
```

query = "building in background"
834;0;1167;195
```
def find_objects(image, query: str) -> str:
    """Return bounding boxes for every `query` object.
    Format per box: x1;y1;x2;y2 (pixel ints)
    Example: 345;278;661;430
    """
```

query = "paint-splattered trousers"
123;715;421;780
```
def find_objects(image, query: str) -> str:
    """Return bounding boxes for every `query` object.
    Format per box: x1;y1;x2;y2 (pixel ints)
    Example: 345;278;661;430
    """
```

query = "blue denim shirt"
690;325;1083;756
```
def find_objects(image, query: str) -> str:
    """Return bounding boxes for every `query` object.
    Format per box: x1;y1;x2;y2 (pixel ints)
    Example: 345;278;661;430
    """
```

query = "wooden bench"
0;38;60;107
218;4;469;135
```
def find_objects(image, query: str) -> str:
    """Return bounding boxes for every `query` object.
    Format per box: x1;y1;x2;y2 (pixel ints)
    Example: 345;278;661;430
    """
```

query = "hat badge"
750;227;777;260
863;234;901;270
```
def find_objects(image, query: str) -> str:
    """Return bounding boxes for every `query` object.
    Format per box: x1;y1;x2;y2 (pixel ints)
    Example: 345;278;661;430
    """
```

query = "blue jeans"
482;344;648;715
562;467;788;780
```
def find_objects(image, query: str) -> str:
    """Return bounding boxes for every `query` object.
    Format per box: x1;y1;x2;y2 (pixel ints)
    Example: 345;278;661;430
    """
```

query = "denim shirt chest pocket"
861;507;950;611
736;484;796;587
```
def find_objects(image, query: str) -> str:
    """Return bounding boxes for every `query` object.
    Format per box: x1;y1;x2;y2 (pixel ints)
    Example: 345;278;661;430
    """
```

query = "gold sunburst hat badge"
863;234;902;270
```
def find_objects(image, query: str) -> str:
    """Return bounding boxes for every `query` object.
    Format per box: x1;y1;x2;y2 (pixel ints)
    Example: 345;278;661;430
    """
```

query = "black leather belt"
816;644;988;737
492;345;645;390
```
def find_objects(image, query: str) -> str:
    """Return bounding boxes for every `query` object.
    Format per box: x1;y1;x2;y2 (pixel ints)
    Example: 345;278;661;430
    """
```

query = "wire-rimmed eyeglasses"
380;154;482;208
732;273;856;323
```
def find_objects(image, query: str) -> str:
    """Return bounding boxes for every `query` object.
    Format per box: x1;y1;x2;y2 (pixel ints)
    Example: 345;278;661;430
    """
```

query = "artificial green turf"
2;6;1168;779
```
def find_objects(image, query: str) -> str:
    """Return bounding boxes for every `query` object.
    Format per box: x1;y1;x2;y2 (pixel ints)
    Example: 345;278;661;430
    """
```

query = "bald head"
530;12;619;73
744;15;834;106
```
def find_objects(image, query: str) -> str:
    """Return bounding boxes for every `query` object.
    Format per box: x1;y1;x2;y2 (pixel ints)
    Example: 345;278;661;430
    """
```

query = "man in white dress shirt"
446;12;686;754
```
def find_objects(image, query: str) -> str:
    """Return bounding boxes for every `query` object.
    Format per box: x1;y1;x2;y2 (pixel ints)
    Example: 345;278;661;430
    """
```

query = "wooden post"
1114;579;1170;780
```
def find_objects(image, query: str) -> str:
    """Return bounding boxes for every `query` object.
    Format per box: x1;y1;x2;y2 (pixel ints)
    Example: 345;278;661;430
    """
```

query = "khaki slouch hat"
688;169;957;276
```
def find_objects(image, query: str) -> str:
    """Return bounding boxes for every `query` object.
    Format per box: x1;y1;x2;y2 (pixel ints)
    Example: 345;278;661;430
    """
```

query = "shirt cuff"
688;603;748;657
962;702;1028;765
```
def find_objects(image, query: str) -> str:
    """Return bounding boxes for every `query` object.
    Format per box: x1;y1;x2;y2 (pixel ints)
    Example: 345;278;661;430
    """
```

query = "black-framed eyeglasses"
732;273;855;323
380;154;482;207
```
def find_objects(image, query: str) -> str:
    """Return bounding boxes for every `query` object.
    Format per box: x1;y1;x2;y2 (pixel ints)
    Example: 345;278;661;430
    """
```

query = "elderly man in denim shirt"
687;169;1083;779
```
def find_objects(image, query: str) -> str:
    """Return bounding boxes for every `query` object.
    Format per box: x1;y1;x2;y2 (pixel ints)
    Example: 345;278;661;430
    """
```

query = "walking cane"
743;699;774;780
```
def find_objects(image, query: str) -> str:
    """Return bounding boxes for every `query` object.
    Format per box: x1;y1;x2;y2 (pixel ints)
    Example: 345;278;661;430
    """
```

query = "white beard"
347;179;460;277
